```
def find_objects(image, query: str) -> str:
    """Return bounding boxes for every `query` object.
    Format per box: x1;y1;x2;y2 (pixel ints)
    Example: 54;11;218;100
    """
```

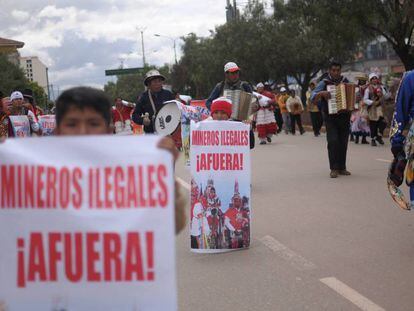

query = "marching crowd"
0;60;398;175
1;59;413;247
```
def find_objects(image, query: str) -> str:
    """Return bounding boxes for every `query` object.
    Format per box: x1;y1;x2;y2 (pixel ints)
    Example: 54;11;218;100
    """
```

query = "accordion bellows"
223;89;253;120
327;83;356;114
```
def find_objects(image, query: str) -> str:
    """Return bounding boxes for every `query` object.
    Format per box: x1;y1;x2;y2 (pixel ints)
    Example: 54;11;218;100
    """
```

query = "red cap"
211;98;232;118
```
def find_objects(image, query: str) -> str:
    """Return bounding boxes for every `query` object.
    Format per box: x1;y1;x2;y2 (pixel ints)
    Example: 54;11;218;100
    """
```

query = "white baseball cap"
256;82;264;88
10;91;24;101
369;72;379;81
280;87;287;92
224;62;240;73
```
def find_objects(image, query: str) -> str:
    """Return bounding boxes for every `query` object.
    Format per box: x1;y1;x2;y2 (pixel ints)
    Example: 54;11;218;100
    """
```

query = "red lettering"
48;233;61;281
86;233;101;281
104;167;113;209
114;167;125;208
59;167;70;209
1;165;15;207
147;165;156;207
64;233;83;282
138;166;147;207
95;169;103;208
88;168;94;208
127;166;138;207
125;232;144;281
226;153;232;170
157;165;168;207
24;166;35;208
103;233;122;281
28;233;47;282
17;238;25;287
46;167;57;208
72;168;82;209
36;166;45;208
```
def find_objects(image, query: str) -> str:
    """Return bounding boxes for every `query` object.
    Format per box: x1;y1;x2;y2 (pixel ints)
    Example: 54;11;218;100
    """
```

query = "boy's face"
212;110;229;121
55;106;111;136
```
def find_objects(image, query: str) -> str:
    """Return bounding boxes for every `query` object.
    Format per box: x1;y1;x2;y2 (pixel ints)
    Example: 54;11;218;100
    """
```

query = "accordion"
223;89;253;120
327;83;356;114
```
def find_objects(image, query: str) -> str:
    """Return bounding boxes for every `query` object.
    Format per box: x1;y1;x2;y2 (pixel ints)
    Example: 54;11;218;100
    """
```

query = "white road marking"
376;158;392;163
259;235;316;271
176;177;190;191
320;277;386;311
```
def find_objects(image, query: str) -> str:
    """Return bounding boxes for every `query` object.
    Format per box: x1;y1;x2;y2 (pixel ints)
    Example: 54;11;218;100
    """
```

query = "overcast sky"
0;0;230;93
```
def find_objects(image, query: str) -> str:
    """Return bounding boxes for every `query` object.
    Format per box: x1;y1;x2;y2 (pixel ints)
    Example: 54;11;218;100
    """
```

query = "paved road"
175;132;414;311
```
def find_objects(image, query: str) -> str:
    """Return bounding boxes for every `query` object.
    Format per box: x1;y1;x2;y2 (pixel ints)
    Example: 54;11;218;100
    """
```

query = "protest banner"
190;120;251;253
38;115;56;136
8;115;30;137
177;103;209;166
0;136;177;310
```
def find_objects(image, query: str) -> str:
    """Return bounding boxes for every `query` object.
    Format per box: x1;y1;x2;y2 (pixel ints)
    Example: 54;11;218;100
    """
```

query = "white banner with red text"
0;135;176;311
190;120;251;253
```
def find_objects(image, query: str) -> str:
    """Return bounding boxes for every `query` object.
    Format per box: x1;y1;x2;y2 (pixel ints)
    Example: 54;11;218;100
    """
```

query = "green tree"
0;54;28;96
103;64;173;103
0;55;49;109
28;81;49;109
336;0;414;70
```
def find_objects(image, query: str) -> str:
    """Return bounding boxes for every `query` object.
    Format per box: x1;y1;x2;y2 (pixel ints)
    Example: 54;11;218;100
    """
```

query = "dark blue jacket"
390;70;414;151
132;89;174;133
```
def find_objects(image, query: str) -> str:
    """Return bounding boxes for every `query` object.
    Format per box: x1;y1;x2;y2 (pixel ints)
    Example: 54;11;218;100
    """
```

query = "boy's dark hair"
55;87;112;126
329;61;342;69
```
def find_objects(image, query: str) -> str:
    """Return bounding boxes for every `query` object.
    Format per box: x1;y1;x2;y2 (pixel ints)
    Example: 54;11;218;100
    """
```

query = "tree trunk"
395;47;414;71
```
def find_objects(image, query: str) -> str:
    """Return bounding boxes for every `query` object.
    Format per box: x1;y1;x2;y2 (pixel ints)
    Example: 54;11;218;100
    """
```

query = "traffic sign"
105;67;144;76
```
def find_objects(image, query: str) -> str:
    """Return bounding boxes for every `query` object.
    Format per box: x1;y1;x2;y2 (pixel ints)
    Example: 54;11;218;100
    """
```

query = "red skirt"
257;122;277;138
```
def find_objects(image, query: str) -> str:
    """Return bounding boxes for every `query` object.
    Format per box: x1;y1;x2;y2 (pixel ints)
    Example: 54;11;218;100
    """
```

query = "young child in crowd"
209;97;255;149
350;108;370;144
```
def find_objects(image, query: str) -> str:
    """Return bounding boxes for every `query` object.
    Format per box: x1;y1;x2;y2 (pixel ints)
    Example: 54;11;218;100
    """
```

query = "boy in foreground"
54;87;186;233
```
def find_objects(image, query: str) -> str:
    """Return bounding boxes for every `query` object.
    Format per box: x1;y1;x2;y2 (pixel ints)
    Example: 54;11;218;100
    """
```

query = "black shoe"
361;137;369;144
355;136;359;144
350;136;355;142
330;170;338;178
266;136;272;143
376;136;384;145
260;141;266;145
371;140;377;146
300;130;305;135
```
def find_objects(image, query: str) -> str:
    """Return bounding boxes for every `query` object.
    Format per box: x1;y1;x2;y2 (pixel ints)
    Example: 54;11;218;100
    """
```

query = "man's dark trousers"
324;112;351;170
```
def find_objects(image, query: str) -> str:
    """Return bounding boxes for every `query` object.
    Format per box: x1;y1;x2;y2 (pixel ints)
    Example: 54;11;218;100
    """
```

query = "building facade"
0;37;24;65
19;56;49;96
346;36;405;76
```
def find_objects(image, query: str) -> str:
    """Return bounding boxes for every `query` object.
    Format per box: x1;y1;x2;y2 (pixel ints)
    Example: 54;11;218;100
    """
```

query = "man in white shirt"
286;90;305;135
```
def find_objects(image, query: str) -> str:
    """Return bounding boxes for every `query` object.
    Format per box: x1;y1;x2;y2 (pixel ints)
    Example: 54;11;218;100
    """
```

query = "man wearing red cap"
205;62;253;111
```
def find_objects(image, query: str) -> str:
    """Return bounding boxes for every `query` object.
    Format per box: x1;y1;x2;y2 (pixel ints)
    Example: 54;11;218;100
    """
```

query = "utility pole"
140;30;146;67
137;27;147;67
46;67;50;101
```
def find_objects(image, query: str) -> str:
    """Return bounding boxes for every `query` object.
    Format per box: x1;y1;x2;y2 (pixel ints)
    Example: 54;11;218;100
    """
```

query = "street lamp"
154;34;178;65
137;26;147;67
